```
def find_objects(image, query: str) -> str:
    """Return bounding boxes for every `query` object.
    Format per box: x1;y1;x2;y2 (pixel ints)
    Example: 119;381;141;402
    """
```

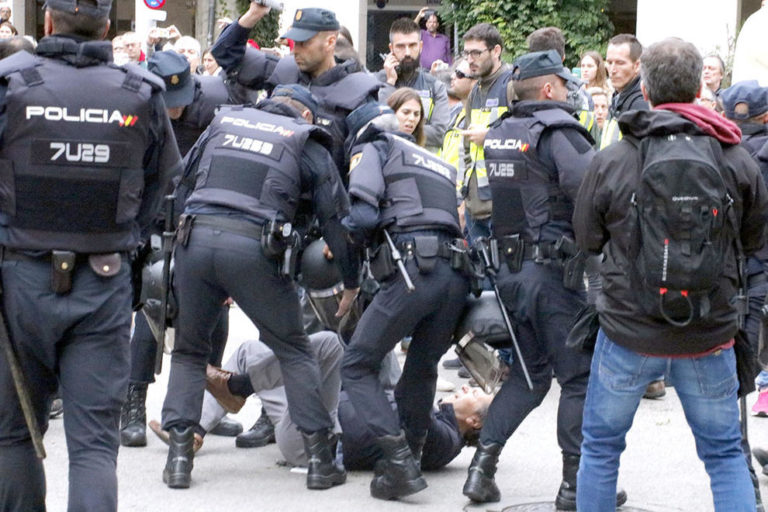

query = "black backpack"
629;133;737;327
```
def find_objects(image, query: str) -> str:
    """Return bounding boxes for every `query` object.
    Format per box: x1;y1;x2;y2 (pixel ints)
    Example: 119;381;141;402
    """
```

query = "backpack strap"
710;137;748;325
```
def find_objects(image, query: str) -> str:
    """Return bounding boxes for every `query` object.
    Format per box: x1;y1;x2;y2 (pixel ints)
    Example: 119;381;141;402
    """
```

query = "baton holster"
51;250;76;294
500;236;523;273
176;214;194;247
369;242;396;282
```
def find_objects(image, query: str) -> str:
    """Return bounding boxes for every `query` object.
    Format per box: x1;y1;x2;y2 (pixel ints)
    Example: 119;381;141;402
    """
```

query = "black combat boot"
405;430;427;469
162;426;195;489
120;383;147;447
462;441;503;503
555;453;628;510
302;430;346;490
370;431;427;500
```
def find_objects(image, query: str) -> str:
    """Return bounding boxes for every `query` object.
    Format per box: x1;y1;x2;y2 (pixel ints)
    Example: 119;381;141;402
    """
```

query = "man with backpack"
573;38;768;511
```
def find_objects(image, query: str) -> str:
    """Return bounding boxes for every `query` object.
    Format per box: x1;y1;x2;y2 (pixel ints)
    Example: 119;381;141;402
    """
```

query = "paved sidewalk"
41;308;768;511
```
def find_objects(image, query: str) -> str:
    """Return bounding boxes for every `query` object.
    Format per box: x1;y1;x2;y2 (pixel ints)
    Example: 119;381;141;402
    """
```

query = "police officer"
377;17;450;152
211;3;382;173
161;84;359;490
0;1;181;510
459;51;622;510
340;103;470;500
149;51;231;157
120;50;235;448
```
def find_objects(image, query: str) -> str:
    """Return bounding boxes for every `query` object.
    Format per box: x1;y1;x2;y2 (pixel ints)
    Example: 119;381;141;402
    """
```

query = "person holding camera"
377;17;450;152
159;84;360;491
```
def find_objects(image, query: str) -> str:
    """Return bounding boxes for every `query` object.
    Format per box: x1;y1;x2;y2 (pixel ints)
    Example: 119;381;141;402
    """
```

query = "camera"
375;0;388;8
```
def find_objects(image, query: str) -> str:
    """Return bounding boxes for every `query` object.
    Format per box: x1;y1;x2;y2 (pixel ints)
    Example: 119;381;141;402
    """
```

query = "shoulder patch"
349;152;362;172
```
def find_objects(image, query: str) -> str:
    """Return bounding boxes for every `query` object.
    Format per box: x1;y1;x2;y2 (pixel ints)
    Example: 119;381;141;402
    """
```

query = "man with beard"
458;23;515;245
377;17;450;152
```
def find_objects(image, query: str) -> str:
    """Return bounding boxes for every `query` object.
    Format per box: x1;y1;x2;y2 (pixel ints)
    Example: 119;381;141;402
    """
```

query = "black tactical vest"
185;105;318;222
173;75;230;157
485;106;586;241
0;45;161;253
269;57;382;171
353;132;460;234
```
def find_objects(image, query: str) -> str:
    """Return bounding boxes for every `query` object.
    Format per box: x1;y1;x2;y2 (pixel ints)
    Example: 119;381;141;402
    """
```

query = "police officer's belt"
498;239;561;263
191;215;263;240
397;239;455;260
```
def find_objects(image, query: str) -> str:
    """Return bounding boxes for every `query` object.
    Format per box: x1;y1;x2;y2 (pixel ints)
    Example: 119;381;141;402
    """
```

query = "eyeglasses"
453;69;469;79
461;48;490;59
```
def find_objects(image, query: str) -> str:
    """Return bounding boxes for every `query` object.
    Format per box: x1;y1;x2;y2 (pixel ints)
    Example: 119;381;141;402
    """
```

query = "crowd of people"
1;0;768;511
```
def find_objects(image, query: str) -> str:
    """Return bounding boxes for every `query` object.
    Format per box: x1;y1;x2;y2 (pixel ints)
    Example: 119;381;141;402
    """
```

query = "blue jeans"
577;330;755;512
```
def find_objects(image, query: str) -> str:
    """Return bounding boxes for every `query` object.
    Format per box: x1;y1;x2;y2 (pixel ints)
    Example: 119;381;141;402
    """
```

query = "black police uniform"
341;125;469;498
0;36;180;511
463;99;595;505
126;72;231;396
161;99;358;486
211;21;382;172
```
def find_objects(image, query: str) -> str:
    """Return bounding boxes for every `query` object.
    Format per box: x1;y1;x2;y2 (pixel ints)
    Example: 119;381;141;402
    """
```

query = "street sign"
144;0;165;9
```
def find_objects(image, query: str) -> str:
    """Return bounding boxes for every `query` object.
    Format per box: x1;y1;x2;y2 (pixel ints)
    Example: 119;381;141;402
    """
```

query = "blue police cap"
345;102;395;137
147;51;195;108
271;84;319;118
280;8;340;43
720;80;768;121
44;0;111;18
512;49;578;83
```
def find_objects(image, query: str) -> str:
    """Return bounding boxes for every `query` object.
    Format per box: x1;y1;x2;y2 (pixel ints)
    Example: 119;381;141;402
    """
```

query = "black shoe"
209;415;243;437
236;408;275;448
120;383;148;447
462;441;502;503
162;426;195;489
554;454;628;511
370;431;427;500
302;430;346;490
442;357;462;369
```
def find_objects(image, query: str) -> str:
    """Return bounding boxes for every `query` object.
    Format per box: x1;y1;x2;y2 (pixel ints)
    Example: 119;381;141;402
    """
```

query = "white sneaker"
436;376;455;392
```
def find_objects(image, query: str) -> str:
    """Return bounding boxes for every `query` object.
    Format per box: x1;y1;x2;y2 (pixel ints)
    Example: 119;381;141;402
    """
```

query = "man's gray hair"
641;37;702;105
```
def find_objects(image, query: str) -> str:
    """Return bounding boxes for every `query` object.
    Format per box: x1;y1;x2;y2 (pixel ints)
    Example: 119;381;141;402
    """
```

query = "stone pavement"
41;307;768;511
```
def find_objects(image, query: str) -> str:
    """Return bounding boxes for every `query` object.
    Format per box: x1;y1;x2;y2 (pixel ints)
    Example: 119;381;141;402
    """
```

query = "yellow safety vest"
439;107;466;197
599;116;623;150
463;73;511;200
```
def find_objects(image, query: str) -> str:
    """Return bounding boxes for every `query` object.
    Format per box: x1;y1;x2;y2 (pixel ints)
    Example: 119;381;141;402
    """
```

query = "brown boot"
205;364;246;413
643;380;666;399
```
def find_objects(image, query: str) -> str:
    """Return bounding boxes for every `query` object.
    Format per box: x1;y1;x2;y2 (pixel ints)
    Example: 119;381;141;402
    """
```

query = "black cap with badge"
280;8;340;43
512;49;579;83
44;0;112;18
147;51;195;109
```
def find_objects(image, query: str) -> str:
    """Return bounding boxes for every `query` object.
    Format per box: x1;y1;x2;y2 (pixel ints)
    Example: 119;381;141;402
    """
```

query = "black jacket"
574;108;768;355
609;75;649;116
